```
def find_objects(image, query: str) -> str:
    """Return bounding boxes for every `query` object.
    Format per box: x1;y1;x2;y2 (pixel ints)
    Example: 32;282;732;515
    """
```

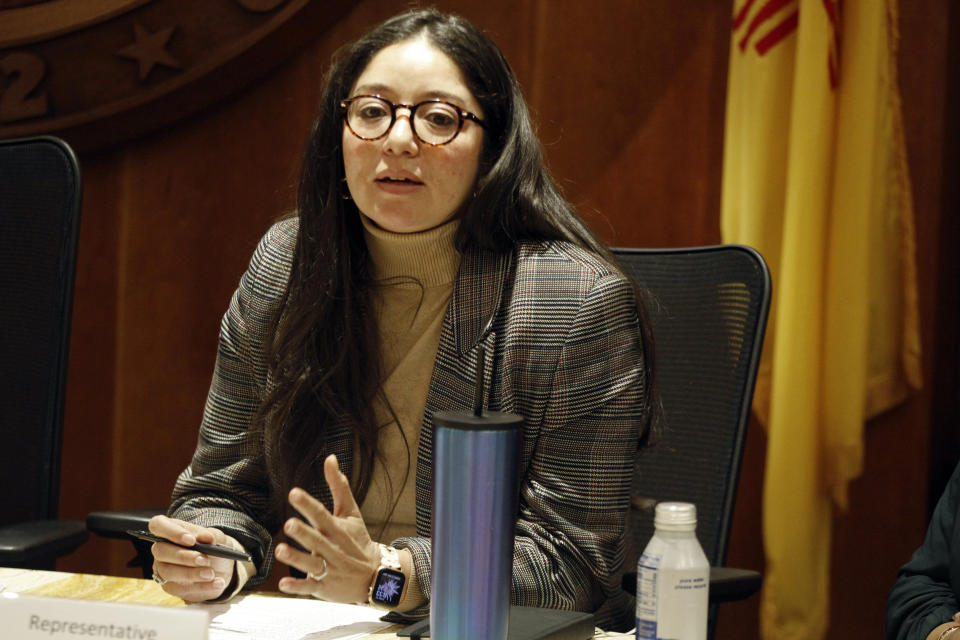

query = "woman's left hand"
275;454;380;603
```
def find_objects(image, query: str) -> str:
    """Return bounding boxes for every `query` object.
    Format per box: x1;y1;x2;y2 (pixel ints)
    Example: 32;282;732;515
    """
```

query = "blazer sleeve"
167;221;294;586
512;270;645;630
887;461;960;640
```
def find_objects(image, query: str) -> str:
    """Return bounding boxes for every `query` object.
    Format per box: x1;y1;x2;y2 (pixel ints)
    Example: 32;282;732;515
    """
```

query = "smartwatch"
368;544;406;609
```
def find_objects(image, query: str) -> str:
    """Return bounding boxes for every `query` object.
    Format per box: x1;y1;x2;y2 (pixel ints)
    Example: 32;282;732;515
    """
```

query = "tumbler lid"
433;409;522;431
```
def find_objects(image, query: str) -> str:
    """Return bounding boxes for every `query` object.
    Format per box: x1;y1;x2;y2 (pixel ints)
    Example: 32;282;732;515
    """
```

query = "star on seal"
116;23;181;81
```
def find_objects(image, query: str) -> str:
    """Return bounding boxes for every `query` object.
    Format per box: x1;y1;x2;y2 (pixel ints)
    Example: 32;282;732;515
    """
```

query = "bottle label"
636;552;708;640
635;552;660;640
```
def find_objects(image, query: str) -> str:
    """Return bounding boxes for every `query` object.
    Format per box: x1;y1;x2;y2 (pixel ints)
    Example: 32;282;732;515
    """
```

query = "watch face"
372;568;405;608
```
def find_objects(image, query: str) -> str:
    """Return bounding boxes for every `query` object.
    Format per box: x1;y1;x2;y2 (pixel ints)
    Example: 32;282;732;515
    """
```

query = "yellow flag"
720;1;921;638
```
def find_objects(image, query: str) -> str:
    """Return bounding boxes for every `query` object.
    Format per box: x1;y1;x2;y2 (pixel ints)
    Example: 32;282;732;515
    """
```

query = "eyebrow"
352;84;472;106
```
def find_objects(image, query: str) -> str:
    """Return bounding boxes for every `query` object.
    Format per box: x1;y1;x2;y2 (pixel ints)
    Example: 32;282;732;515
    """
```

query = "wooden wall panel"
529;1;730;248
929;0;960;514
42;2;953;638
57;153;123;574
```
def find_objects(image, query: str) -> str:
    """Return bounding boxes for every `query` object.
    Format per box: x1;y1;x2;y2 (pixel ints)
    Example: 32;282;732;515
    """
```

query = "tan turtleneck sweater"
358;214;461;611
358;214;461;544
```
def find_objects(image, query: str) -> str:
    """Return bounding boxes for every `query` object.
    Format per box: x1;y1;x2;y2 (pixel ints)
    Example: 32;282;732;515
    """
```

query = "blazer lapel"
447;246;513;356
412;246;513;535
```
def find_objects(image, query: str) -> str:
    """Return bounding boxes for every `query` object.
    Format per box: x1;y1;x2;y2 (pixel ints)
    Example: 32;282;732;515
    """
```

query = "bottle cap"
654;502;698;531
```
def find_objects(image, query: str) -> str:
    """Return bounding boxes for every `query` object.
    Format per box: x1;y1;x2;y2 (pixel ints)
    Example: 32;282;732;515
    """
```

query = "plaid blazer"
170;218;646;630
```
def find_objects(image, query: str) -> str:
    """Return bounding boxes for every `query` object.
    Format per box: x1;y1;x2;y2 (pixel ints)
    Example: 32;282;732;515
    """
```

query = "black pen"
126;529;253;563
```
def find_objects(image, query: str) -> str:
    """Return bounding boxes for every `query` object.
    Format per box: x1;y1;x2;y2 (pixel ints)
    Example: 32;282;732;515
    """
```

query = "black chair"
86;508;165;578
614;245;771;637
0;136;88;568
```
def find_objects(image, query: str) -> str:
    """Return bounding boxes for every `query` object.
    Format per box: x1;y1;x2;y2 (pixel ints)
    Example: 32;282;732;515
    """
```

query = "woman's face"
342;38;485;234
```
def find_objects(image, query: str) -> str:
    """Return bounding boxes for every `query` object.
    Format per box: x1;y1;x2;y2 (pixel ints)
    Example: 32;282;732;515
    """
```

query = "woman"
148;8;653;631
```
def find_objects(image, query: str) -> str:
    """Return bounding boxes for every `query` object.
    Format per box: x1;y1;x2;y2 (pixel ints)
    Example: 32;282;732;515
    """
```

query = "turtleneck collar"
360;214;462;287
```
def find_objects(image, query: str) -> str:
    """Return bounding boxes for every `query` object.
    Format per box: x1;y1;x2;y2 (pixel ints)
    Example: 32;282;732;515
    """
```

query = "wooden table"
0;568;630;639
0;567;403;639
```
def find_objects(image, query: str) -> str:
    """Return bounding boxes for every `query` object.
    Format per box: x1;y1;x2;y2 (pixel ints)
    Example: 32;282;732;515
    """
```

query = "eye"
418;103;458;129
358;105;388;120
353;98;390;121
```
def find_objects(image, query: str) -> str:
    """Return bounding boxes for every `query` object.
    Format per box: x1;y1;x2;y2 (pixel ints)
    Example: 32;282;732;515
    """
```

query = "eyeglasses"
340;95;485;146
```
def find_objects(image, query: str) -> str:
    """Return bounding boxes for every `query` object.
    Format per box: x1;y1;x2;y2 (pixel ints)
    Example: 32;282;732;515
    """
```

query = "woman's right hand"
148;515;236;602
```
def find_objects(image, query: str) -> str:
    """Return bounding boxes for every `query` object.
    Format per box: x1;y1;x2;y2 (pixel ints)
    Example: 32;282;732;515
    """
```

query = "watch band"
367;544;405;609
377;544;402;571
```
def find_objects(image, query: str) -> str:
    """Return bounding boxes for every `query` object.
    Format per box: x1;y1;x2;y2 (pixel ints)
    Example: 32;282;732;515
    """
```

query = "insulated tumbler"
430;409;522;640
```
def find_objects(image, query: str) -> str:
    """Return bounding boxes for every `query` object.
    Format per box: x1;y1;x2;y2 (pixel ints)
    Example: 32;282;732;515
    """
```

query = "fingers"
287;487;331;531
283;513;329;553
274;548;370;604
274;537;346;601
324;454;360;518
284;454;362;544
148;514;198;546
277;510;366;574
152;563;229;603
153;557;218;584
148;516;225;563
275;455;380;602
277;575;338;599
151;540;214;568
274;538;328;579
148;516;205;568
287;485;363;554
277;577;313;597
279;516;339;565
152;550;232;603
148;515;225;546
276;471;379;604
147;516;236;602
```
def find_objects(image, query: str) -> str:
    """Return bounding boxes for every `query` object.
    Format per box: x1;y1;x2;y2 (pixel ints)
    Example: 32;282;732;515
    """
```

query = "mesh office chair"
614;245;770;637
0;136;88;568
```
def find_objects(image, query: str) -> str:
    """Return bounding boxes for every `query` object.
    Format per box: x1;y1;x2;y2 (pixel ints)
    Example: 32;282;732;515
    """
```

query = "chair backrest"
0;136;82;527
613;245;770;568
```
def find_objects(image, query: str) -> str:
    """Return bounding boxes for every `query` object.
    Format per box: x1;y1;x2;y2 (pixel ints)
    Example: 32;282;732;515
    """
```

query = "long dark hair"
257;9;656;517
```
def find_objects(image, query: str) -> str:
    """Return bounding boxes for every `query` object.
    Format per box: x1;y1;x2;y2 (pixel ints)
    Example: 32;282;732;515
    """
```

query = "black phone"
126;529;252;563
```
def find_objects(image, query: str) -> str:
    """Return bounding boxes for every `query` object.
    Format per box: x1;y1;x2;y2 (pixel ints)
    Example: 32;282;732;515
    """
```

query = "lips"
375;170;423;185
377;177;422;184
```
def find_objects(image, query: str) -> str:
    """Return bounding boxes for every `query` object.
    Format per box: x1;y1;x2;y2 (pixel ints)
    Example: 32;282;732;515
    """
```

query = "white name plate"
0;591;208;640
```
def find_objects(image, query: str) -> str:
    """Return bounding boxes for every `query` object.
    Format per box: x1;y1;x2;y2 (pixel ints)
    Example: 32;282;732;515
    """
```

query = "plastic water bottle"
635;502;709;640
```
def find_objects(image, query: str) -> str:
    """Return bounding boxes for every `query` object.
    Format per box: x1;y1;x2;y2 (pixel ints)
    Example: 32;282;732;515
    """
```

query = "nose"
383;108;419;156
